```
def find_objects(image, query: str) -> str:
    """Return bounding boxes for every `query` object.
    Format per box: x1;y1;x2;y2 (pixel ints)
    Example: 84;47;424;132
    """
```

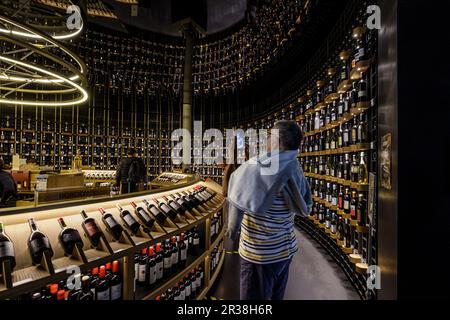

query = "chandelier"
0;1;88;107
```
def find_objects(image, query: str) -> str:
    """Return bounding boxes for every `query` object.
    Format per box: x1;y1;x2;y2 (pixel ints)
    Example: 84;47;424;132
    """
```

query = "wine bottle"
143;199;167;225
95;265;110;300
179;233;187;268
27;218;54;265
163;196;186;217
57;217;83;256
358;152;369;184
155;243;163;282
99;208;123;241
350;190;358;220
163;239;172;278
117;204;140;235
351;154;359;183
0;222;16;273
138;248;147;285
154;199;178;221
147;246;157;287
184;276;191;301
80;210;103;248
343;188;351;214
130;202;155;229
357;194;368;227
78;275;94;300
171;236;179;272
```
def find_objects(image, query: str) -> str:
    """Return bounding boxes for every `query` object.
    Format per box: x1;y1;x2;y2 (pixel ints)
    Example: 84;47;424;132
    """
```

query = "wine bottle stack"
20;260;123;301
210;210;223;241
133;227;201;295
154;266;204;301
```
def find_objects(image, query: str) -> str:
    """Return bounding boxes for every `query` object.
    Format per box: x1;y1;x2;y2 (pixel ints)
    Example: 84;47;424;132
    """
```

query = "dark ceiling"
100;0;247;37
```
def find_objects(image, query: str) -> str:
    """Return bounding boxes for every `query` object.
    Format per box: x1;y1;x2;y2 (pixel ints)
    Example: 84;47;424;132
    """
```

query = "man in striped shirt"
227;120;312;300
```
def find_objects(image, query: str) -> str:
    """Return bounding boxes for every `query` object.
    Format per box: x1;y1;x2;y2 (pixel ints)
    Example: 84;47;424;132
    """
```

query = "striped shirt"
239;193;298;264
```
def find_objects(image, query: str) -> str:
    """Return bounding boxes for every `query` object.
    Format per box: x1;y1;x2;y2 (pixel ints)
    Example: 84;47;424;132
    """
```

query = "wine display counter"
150;172;197;190
0;178;226;300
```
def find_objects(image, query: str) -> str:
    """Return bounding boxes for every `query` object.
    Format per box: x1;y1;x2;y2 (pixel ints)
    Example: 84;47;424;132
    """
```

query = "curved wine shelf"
0;178;225;300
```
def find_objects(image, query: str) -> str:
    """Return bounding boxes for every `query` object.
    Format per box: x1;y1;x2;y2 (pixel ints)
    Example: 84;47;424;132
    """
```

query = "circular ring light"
0;13;88;106
0;0;84;41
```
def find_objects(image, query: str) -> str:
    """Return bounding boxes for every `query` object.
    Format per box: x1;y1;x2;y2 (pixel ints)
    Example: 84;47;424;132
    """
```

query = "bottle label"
184;239;189;250
180;248;187;261
164;256;172;269
191;279;196;291
331;225;337;233
105;216;118;229
185;284;191;296
149;265;157;284
180;289;185;300
138;264;146;282
351;206;357;218
29;237;51;255
150;207;160;216
84;221;100;237
172;252;179;265
344;200;350;210
332;197;337;206
134;262;138;280
196;276;201;289
156;261;163;279
0;242;15;258
110;283;122;300
96;289;110;300
123;214;136;227
193;238;200;246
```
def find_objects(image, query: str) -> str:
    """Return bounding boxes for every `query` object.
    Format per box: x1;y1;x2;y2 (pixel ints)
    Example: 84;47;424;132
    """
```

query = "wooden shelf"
337;80;352;94
306;173;370;192
325;92;339;104
350;60;371;80
349;253;362;264
299;142;371;157
355;263;369;274
314;102;326;112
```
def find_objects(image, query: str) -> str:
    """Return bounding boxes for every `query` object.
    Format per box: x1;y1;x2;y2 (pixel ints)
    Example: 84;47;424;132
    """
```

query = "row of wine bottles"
133;228;200;292
23;261;123;301
309;178;368;226
300;152;369;184
300;113;369;153
155;267;205;301
0;186;220;274
210;240;224;275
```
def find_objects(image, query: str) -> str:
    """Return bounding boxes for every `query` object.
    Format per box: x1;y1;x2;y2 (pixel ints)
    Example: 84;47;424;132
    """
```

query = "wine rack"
216;4;379;299
0;179;225;300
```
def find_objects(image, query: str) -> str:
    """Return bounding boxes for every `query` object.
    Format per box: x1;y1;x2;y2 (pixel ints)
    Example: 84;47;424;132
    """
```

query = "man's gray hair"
272;120;303;151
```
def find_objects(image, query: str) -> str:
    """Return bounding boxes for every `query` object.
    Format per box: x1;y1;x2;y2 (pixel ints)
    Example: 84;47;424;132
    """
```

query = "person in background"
226;120;312;300
116;149;147;194
0;158;17;207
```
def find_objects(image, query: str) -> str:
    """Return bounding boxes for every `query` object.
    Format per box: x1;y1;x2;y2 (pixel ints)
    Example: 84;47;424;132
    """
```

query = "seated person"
0;159;18;206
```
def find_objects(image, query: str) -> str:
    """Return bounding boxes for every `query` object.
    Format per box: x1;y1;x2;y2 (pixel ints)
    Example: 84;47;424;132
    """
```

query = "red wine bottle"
147;246;157;287
110;260;122;300
95;265;110;300
80;210;103;248
27;218;54;265
155;243;163;282
143;199;167;225
130;202;155;229
99;208;123;241
117;204;140;235
179;234;187;268
154;198;178;221
170;236;179;271
137;248;148;285
0;222;16;273
163;196;186;216
57;218;83;256
78;275;94;300
163;239;172;278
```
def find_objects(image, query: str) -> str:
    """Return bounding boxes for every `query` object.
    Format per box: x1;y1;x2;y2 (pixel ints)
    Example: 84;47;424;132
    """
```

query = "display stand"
38;250;55;275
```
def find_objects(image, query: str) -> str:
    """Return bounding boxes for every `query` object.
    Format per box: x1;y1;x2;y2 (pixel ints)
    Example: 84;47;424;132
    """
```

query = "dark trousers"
121;182;137;194
240;257;292;300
